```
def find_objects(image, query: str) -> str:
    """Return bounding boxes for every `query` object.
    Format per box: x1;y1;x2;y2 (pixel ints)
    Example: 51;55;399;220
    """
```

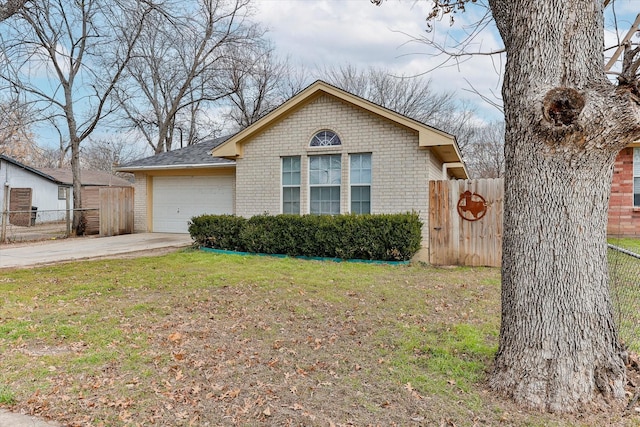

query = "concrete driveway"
0;233;194;269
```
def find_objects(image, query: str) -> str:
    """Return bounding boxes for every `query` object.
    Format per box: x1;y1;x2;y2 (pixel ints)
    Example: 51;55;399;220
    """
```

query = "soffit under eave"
425;143;469;179
428;143;464;164
447;166;468;179
123;164;235;174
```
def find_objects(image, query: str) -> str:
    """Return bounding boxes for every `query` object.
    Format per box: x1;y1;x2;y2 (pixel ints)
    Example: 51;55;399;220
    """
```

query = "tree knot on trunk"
543;88;586;127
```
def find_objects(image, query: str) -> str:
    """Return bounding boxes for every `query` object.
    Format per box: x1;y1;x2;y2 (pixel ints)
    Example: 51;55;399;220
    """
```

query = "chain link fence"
1;208;99;243
609;243;640;353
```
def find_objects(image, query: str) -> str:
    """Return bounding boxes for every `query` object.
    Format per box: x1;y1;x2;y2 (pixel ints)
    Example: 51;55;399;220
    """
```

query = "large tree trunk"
70;137;84;235
488;0;640;411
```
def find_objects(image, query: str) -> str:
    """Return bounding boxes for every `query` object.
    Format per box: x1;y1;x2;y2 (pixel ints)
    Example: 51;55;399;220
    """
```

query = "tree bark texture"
488;0;640;412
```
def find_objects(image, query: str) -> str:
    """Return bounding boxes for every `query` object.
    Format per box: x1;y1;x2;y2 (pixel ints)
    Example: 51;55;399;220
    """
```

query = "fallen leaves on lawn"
3;262;624;427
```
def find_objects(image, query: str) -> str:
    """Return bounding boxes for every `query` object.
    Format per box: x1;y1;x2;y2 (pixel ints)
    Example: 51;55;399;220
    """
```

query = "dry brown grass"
0;250;638;426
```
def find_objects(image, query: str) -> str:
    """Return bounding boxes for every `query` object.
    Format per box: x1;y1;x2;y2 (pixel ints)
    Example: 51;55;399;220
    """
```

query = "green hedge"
188;212;423;261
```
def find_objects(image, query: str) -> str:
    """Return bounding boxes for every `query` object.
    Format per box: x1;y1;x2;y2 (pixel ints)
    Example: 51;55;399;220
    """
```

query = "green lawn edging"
198;246;411;265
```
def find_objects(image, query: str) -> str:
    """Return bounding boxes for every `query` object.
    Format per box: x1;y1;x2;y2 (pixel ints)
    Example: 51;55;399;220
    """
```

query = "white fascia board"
116;163;236;172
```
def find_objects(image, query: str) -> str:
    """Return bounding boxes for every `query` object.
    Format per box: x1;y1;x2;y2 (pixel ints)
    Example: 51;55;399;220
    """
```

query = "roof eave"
211;81;460;160
116;162;236;172
0;155;66;185
211;84;326;158
442;162;468;180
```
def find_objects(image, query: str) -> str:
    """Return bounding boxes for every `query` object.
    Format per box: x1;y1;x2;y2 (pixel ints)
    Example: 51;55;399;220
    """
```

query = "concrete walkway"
0;409;61;427
0;233;194;269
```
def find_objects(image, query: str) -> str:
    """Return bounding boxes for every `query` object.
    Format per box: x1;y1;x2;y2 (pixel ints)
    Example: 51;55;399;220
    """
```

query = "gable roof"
211;80;468;179
38;168;132;187
0;154;69;186
1;154;130;187
117;136;235;172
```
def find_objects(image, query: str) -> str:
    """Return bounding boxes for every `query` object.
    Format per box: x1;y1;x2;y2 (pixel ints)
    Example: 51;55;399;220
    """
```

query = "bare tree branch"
0;0;157;234
115;0;263;153
0;0;27;21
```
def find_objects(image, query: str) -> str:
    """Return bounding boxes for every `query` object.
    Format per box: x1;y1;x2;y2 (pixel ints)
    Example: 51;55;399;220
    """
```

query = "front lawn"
0;251;637;426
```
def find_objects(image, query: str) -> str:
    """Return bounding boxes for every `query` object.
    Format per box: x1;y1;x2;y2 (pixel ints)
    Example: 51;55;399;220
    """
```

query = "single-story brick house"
118;80;468;258
608;143;640;237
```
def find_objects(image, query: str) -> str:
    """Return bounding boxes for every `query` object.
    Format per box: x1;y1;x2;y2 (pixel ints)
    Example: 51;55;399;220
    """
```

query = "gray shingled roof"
39;168;133;187
117;135;236;171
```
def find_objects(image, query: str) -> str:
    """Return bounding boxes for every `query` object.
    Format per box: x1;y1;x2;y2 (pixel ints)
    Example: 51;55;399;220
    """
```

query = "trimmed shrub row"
189;212;423;261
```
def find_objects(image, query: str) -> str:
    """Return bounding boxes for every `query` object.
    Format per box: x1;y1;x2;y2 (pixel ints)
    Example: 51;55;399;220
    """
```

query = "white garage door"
152;175;234;233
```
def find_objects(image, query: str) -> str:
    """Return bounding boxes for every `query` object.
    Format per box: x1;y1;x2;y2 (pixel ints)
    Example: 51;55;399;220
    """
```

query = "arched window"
310;130;341;147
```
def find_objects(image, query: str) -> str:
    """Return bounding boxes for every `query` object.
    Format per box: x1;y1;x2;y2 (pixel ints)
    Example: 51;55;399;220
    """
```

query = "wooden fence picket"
429;178;504;267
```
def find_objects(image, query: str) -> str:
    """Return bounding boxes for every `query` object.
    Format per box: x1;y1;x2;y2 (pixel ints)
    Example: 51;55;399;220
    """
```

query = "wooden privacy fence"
99;187;134;236
429;178;504;267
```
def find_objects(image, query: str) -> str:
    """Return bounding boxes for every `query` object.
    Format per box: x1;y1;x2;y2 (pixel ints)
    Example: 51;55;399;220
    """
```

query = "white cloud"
256;0;637;123
256;0;432;70
255;0;505;121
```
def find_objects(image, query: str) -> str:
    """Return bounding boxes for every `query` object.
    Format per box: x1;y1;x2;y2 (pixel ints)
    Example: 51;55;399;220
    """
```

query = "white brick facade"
125;83;468;261
132;172;148;232
235;94;440;256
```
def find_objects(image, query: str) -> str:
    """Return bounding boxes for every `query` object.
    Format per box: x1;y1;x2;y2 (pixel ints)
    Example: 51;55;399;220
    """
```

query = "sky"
253;0;640;123
23;0;640;152
254;0;505;121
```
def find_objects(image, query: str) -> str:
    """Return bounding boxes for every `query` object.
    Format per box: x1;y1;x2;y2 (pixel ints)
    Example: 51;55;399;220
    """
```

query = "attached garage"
152;175;234;233
115;136;237;234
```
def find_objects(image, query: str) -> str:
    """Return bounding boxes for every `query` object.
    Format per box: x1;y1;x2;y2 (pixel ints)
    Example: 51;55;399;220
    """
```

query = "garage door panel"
152;176;233;233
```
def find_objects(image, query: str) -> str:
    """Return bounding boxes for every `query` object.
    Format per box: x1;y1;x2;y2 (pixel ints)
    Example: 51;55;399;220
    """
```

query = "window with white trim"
282;156;301;214
350;153;371;214
310;130;341;147
58;186;67;200
634;147;639;207
309;154;341;215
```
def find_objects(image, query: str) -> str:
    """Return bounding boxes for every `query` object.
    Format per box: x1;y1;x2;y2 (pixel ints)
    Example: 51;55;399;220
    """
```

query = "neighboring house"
38;168;133;234
0;154;72;225
118;80;468;259
609;143;640;237
0;154;132;232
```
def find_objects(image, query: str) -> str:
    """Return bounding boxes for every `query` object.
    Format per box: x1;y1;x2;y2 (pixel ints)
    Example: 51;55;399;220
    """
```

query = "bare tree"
115;0;262;154
435;99;480;155
373;0;640;412
322;64;458;124
465;120;504;178
225;46;307;130
321;64;482;154
81;137;148;176
0;0;155;234
31;145;69;168
0;96;39;163
0;0;27;21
